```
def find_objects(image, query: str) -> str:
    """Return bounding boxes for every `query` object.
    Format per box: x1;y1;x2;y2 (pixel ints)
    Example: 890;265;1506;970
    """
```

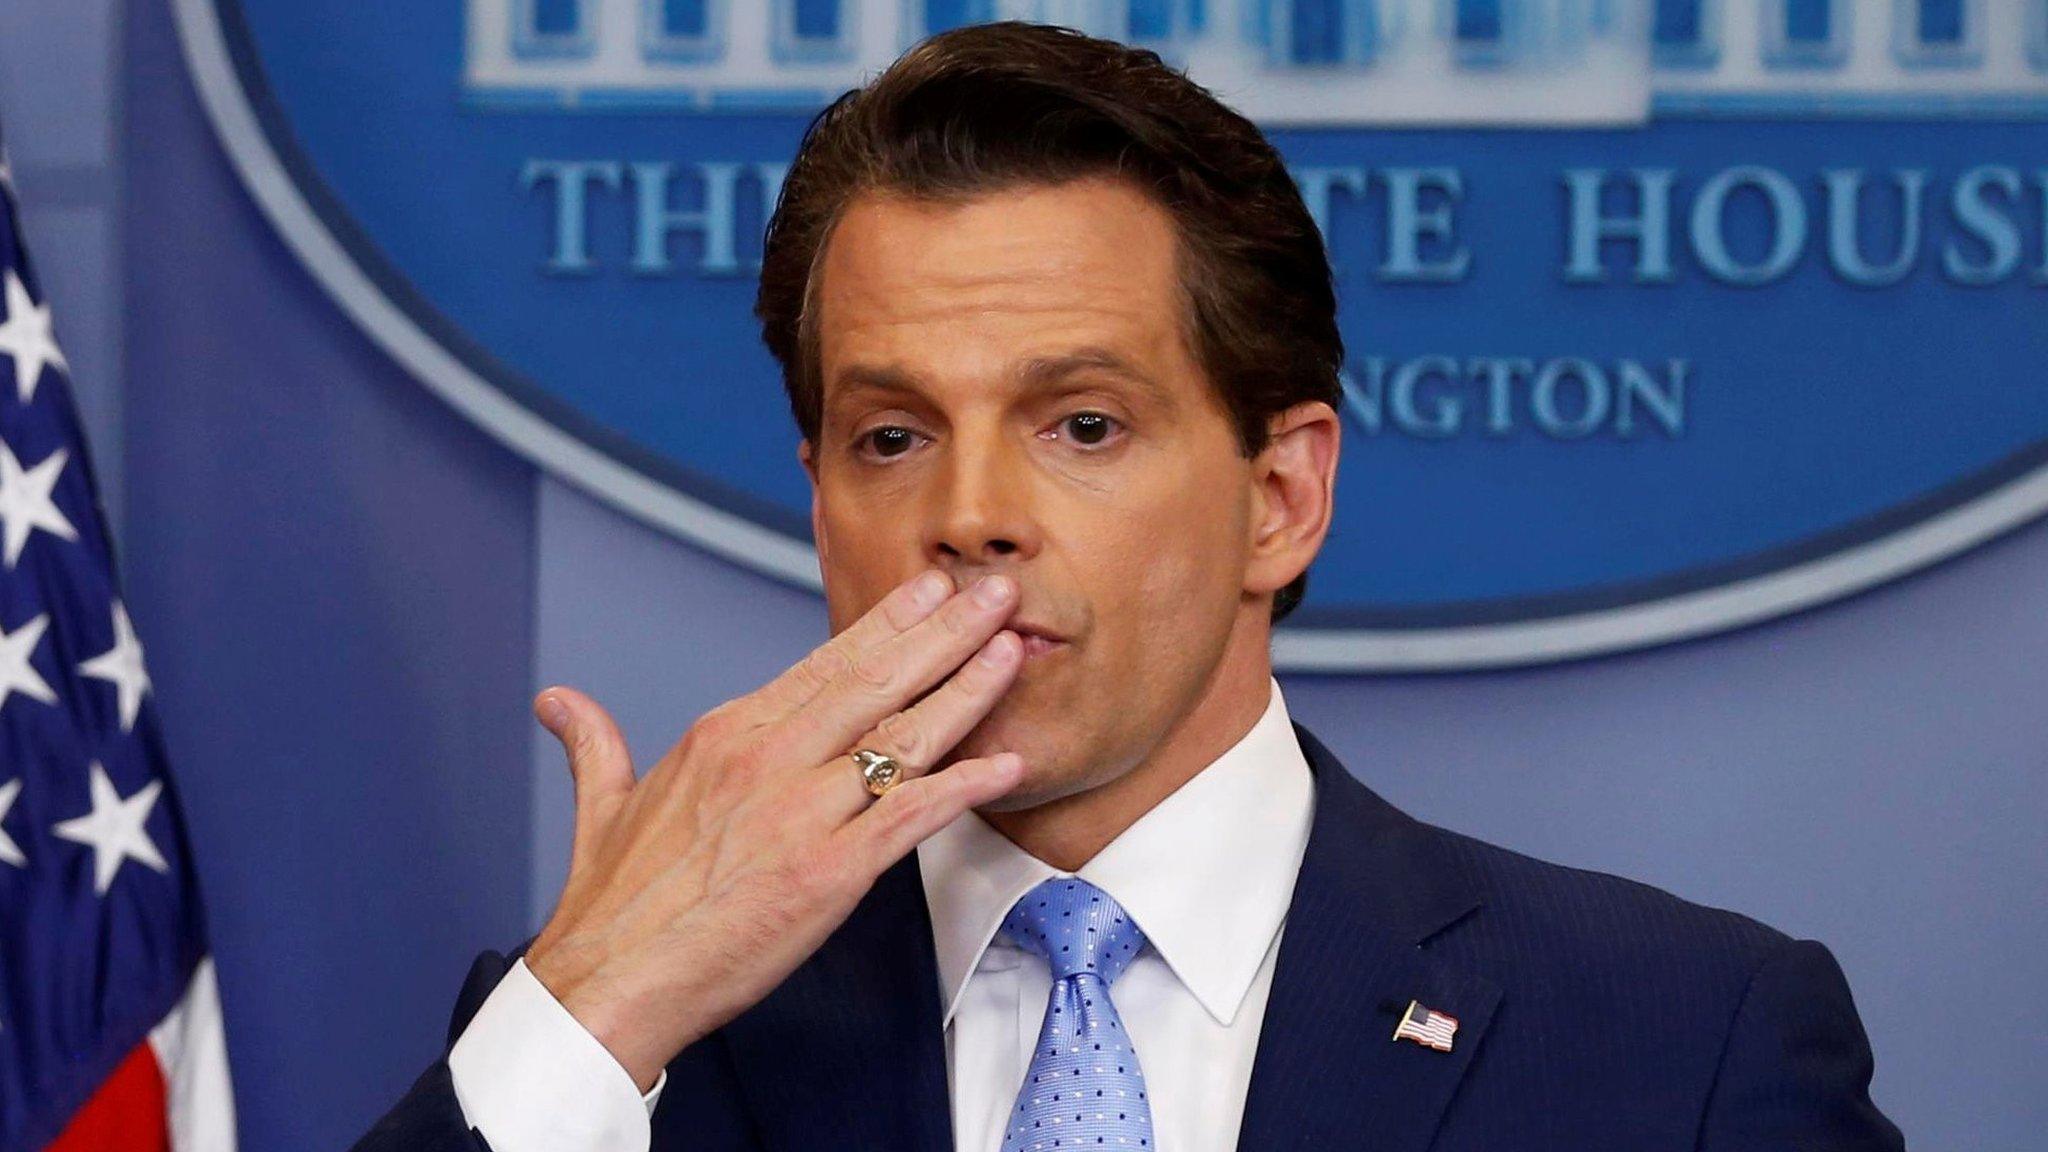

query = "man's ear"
1244;400;1340;601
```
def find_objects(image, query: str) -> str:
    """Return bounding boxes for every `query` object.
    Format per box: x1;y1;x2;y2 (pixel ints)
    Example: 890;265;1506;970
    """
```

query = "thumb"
535;686;634;877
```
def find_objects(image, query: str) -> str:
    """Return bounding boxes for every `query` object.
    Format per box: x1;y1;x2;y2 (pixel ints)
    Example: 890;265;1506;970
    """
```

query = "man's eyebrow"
824;348;1174;415
1017;347;1173;406
826;364;930;410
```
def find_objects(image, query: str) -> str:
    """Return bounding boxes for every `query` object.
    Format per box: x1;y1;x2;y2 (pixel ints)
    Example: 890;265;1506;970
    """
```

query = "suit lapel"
1234;724;1500;1152
721;854;953;1152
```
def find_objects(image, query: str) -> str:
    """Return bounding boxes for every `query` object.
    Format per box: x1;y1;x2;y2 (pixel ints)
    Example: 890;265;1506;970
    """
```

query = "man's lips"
1008;622;1070;659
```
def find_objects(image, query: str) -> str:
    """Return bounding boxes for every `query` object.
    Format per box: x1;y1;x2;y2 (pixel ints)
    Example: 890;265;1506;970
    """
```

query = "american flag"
0;127;235;1148
1392;1000;1459;1053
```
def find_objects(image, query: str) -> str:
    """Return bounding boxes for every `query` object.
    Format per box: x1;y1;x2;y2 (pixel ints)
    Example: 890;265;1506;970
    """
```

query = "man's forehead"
817;178;1182;308
811;179;1195;404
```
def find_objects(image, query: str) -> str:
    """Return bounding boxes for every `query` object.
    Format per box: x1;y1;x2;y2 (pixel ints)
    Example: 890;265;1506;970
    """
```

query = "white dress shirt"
449;678;1315;1152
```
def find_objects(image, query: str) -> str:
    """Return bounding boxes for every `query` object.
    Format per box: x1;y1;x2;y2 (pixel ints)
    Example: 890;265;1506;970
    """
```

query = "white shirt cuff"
447;957;666;1152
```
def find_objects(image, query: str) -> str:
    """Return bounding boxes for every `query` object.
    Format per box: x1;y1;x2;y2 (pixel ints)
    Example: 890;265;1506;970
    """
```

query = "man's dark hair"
755;21;1343;622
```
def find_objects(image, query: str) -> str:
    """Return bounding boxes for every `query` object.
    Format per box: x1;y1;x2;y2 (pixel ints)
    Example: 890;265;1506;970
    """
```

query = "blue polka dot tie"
999;877;1155;1151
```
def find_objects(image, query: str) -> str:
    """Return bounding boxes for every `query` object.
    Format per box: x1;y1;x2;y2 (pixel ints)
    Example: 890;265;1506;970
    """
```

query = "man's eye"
862;426;921;458
1057;412;1122;447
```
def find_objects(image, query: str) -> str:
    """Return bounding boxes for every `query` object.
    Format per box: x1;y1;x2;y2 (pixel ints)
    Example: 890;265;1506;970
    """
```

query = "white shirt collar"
916;677;1315;1029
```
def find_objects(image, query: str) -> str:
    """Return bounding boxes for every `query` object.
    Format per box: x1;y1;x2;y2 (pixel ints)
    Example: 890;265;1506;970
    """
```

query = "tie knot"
1000;877;1148;984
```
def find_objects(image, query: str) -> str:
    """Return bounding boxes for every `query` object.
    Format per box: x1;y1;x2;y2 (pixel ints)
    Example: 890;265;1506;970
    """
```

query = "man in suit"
356;22;1904;1152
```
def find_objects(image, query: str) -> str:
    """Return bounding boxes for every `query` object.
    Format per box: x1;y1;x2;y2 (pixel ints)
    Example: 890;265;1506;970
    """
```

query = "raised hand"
523;569;1026;1090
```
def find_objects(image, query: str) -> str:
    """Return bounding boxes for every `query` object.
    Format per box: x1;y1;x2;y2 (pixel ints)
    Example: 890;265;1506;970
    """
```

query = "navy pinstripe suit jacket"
355;723;1906;1151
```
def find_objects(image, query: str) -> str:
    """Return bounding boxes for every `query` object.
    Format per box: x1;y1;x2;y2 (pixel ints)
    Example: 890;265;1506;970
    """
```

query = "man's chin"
943;684;1137;809
948;697;1057;768
957;740;1132;817
944;714;1067;808
967;752;1096;812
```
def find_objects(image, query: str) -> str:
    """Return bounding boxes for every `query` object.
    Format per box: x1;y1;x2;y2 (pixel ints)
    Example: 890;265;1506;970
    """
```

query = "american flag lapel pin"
1392;999;1459;1053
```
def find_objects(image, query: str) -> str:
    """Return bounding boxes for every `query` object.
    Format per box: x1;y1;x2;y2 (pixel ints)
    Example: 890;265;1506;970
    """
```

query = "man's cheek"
828;511;911;582
1135;545;1203;608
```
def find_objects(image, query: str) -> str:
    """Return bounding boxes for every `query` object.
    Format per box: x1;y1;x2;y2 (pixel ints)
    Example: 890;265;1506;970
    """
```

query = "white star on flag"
0;441;77;569
4;115;237;1142
0;612;58;713
0;269;68;404
80;601;151;733
53;762;168;895
0;778;25;868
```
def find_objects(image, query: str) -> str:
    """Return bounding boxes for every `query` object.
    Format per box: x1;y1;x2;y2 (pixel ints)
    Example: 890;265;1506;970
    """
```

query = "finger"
841;752;1027;875
778;573;1019;770
825;629;1022;819
535;686;635;879
739;568;954;726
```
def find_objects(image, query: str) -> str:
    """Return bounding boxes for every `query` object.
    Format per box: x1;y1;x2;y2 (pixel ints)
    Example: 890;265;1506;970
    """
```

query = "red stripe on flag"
49;1040;171;1152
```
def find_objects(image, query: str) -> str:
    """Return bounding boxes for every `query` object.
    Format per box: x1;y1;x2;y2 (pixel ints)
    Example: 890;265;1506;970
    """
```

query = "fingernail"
979;631;1019;665
973;575;1014;607
910;569;949;610
536;693;568;730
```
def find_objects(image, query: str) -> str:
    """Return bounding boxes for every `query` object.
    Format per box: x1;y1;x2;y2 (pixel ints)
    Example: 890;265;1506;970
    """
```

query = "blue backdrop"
172;0;2048;668
0;0;2042;1148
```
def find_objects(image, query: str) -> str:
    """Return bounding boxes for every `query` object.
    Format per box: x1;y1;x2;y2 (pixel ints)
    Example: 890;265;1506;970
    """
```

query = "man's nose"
926;432;1041;569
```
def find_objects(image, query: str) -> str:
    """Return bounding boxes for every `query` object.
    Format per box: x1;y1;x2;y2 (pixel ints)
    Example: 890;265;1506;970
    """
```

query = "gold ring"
851;748;902;798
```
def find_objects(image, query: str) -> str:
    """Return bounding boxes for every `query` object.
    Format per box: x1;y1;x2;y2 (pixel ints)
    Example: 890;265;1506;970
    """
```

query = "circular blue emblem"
173;0;2048;670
